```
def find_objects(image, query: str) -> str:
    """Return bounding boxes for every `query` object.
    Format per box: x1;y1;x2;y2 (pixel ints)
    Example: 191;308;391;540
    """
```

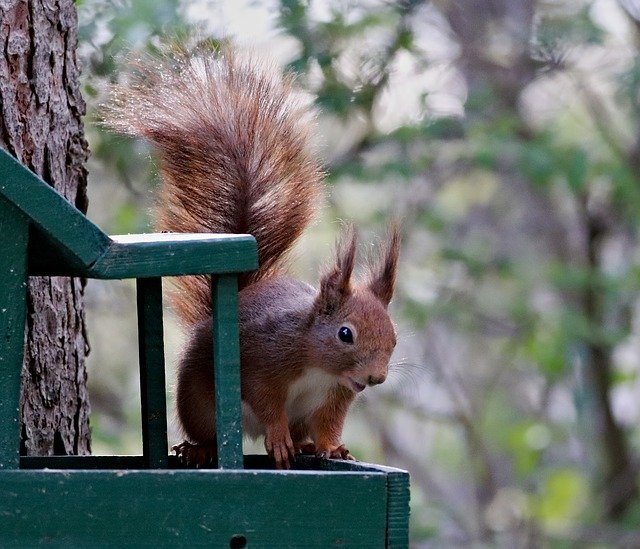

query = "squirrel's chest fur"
242;367;339;439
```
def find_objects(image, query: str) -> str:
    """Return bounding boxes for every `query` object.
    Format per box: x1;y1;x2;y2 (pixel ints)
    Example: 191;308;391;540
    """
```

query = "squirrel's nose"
368;374;386;386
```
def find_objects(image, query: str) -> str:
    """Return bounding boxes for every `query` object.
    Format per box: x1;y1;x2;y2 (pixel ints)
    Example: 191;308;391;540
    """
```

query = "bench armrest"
29;232;258;278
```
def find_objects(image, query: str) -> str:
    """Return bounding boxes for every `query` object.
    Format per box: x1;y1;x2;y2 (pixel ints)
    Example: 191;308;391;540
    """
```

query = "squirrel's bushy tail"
104;46;323;324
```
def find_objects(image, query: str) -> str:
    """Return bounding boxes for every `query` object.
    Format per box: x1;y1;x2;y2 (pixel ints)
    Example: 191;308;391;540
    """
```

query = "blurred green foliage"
78;0;640;545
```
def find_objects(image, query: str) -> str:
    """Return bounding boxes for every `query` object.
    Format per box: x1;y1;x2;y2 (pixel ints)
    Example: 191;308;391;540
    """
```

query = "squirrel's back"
105;46;323;324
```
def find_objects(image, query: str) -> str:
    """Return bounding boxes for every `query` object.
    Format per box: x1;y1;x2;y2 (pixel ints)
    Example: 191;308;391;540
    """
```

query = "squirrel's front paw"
265;425;295;470
316;443;356;461
172;440;217;468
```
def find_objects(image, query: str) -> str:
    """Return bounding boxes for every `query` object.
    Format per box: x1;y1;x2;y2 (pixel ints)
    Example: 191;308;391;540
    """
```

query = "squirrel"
104;46;400;469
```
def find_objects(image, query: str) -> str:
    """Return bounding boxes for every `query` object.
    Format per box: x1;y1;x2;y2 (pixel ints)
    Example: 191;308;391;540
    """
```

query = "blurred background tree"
77;0;640;545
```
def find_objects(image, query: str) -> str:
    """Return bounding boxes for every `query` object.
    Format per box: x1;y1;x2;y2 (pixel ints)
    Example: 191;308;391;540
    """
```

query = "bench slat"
137;277;169;468
212;275;244;469
0;200;29;470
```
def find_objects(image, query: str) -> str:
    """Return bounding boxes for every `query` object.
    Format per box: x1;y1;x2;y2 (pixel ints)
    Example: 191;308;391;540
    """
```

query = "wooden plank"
0;149;110;268
212;275;244;469
297;456;409;475
385;470;411;548
19;454;410;546
0;199;28;470
19;454;407;474
20;455;146;470
294;454;411;546
137;277;169;468
88;234;258;279
0;469;388;547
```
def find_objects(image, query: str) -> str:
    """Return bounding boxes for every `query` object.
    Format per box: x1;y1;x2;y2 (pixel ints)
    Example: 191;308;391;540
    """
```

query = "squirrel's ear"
366;223;400;308
316;226;357;315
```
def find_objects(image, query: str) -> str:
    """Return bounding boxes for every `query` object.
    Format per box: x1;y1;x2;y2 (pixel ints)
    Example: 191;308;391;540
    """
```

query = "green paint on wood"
0;149;110;269
295;455;411;546
137;277;169;468
0;147;258;280
212;275;244;469
21;455;147;470
90;234;258;279
29;232;259;279
0;469;388;547
0;199;28;470
20;454;405;475
386;470;411;548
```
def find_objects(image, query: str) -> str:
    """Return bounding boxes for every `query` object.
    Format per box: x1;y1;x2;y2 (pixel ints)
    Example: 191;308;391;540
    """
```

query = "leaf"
564;148;588;192
533;468;589;531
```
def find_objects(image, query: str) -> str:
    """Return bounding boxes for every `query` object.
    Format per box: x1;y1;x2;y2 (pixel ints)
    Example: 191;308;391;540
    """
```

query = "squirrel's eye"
338;326;354;344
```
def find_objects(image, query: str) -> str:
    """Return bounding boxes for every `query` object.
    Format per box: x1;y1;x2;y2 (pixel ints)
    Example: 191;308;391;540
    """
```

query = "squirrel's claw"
172;440;217;468
316;444;355;461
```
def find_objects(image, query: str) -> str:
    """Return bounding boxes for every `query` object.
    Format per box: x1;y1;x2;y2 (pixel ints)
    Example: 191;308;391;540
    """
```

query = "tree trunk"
0;0;91;455
584;215;637;518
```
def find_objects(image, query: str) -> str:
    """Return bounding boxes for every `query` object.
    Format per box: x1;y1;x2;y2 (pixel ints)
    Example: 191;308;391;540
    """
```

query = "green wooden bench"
0;148;410;547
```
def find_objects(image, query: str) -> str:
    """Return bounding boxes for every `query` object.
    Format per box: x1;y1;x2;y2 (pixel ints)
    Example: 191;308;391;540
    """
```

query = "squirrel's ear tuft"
316;226;357;315
367;223;400;308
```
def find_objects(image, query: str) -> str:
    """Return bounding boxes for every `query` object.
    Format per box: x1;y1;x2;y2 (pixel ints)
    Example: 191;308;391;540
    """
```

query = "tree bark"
584;214;637;518
0;0;91;455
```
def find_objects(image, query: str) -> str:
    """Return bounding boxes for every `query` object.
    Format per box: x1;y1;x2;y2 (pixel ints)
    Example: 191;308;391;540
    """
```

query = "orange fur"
104;46;323;324
105;46;400;469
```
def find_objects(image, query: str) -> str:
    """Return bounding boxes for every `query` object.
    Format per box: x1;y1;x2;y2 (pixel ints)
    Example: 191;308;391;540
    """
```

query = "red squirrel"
105;46;399;469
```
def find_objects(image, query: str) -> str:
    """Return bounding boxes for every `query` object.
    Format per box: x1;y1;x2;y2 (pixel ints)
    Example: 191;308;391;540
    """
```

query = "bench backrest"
0;149;111;274
0;148;256;470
